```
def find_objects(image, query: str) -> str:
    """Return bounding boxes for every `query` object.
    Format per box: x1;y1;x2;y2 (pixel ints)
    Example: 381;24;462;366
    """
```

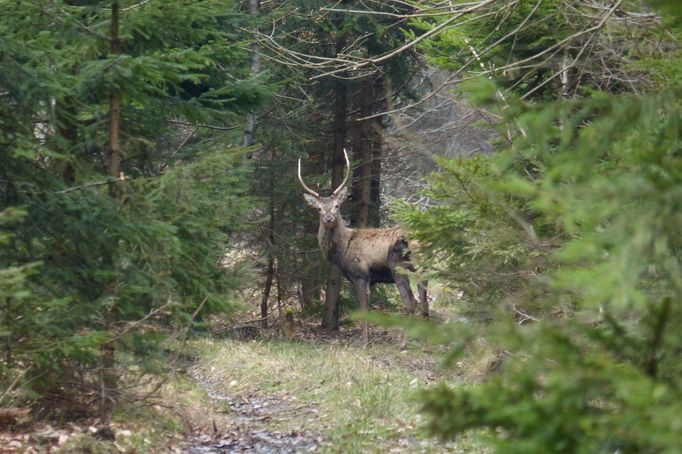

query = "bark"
100;1;121;417
243;0;269;327
242;0;260;148
275;258;283;318
107;95;121;177
260;255;274;329
321;77;347;331
321;2;350;331
4;298;12;367
369;77;384;227
297;199;318;310
353;78;373;228
299;208;321;310
299;274;319;310
322;265;343;331
260;148;277;329
99;341;117;417
107;1;121;178
55;97;78;184
560;49;571;99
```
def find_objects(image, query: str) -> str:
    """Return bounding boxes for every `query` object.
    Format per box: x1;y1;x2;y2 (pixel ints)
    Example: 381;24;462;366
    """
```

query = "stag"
298;149;427;347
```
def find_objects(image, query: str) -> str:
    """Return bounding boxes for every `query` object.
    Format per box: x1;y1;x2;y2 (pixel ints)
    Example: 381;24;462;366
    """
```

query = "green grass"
193;337;487;453
52;283;492;453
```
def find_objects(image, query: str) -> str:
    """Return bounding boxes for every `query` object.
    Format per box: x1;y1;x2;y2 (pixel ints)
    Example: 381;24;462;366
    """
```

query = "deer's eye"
334;204;338;208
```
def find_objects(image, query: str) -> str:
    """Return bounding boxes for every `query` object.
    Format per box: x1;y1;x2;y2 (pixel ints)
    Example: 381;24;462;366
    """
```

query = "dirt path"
184;366;323;453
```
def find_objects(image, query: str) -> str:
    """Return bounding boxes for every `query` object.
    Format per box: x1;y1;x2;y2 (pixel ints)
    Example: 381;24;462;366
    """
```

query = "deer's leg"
355;278;371;347
394;273;417;315
418;280;429;318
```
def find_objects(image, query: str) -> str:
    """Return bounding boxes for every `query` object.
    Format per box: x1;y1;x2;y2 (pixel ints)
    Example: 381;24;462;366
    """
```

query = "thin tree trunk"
107;2;121;178
299;208;320;310
322;77;347;331
99;340;117;417
100;1;121;418
247;0;270;328
260;255;274;329
242;0;260;148
354;78;373;228
299;274;318;310
4;297;12;367
275;259;283;319
261;148;277;328
560;49;571;99
322;266;343;331
321;3;350;331
369;77;384;227
55;97;78;184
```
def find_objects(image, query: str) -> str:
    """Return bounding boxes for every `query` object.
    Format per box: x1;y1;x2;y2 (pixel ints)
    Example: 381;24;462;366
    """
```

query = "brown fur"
302;187;428;347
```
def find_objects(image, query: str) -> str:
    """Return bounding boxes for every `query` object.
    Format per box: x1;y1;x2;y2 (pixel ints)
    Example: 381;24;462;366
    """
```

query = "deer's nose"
323;215;334;224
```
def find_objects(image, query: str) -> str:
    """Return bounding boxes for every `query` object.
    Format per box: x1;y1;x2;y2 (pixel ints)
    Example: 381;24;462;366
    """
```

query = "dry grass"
53;289;494;453
191;336;486;453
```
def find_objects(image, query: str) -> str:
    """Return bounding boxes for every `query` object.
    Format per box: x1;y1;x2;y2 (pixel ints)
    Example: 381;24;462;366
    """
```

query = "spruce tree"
1;0;270;415
394;1;682;451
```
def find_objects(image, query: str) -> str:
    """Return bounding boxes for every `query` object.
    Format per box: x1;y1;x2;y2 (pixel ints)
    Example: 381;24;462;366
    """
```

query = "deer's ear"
335;186;349;203
303;193;319;208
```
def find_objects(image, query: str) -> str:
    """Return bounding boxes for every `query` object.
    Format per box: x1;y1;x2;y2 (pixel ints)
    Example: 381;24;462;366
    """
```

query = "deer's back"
343;227;411;273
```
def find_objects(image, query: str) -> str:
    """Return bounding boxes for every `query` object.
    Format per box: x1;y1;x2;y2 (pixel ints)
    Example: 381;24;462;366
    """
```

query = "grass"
55;286;493;453
192;335;488;453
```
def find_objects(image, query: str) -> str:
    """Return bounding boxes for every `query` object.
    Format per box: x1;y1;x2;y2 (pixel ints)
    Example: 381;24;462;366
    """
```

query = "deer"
298;148;428;347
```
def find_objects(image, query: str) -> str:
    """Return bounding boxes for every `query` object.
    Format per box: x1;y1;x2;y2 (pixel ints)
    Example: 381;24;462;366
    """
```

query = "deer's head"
298;148;350;228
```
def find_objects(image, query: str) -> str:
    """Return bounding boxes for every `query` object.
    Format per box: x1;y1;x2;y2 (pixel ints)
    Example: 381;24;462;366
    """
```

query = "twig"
0;367;31;405
115;297;176;339
512;304;539;324
56;173;126;194
311;0;498;80
167;119;244;131
121;0;152;12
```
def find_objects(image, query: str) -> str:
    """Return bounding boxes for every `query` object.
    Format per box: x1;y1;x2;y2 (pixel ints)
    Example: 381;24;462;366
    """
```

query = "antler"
332;148;351;196
298;148;350;197
297;158;320;198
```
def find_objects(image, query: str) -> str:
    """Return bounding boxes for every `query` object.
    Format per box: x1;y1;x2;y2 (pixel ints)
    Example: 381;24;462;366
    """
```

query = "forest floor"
179;323;488;454
1;300;493;453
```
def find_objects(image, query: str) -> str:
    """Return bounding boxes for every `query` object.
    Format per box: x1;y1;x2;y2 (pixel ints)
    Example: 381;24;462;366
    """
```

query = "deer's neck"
319;221;352;261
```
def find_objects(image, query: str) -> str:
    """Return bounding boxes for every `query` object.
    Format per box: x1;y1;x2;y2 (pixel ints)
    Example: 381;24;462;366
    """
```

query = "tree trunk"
560;49;572;99
260;254;274;329
99;340;117;417
322;77;347;331
321;3;350;331
100;1;121;418
299;274;318;310
4;297;12;367
107;1;121;179
242;0;260;148
275;258;283;318
299;204;320;311
55;97;78;184
369;77;384;227
322;265;343;331
353;78;373;228
260;148;277;328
